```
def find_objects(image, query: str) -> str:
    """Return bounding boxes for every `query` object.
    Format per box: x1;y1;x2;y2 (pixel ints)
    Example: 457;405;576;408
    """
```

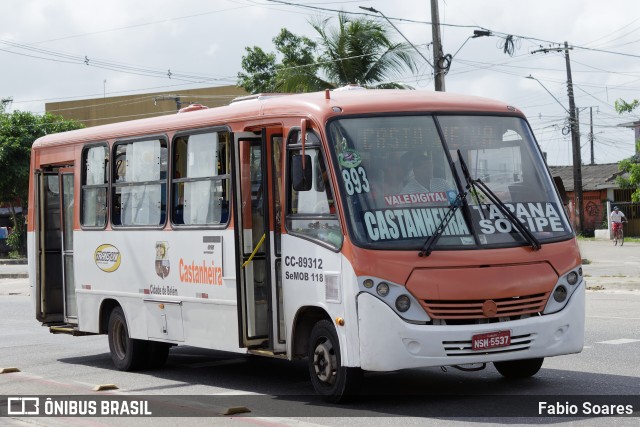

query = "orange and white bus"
28;87;584;402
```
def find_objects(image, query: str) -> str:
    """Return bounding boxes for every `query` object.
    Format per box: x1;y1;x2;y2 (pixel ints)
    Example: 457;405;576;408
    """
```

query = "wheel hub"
313;341;337;385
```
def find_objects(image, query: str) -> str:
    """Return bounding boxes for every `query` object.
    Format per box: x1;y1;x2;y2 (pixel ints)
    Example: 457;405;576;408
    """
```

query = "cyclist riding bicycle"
610;206;627;239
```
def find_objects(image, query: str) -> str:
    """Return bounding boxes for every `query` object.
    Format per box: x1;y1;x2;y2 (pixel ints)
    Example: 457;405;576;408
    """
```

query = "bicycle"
612;221;627;246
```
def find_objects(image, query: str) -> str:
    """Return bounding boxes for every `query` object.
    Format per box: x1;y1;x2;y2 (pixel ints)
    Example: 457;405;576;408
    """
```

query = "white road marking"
587;316;640;320
596;338;640;345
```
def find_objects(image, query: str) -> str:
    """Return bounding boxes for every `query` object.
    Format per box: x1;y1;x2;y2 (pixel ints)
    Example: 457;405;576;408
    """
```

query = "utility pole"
590;107;594;165
578;106;597;164
564;41;584;235
430;0;445;91
361;3;449;92
530;42;583;234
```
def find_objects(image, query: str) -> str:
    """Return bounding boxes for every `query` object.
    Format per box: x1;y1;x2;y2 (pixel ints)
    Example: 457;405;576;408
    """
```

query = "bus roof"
32;89;523;149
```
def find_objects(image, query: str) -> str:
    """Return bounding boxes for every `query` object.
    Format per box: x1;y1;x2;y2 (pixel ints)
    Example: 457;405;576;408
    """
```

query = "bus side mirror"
292;154;312;191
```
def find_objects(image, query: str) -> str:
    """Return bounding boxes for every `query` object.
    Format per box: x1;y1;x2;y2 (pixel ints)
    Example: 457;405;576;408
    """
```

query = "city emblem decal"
155;241;170;279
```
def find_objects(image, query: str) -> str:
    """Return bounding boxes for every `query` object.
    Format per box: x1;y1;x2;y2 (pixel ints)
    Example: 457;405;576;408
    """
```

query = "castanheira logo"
94;244;121;272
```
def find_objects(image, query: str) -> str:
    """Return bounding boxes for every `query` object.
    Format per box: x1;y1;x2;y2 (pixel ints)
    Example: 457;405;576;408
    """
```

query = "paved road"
1;281;638;426
0;240;638;426
577;239;640;292
0;260;27;279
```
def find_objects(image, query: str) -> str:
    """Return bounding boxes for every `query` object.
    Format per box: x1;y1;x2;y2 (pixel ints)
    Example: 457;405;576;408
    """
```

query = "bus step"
247;348;287;359
49;325;95;336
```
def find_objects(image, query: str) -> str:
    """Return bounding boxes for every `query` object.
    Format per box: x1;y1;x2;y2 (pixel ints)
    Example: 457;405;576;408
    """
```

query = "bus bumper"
357;283;585;372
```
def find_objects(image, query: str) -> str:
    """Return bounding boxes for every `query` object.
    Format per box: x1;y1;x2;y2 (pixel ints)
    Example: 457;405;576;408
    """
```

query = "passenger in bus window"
383;153;403;194
369;153;401;206
95;189;107;226
400;151;450;195
400;151;430;194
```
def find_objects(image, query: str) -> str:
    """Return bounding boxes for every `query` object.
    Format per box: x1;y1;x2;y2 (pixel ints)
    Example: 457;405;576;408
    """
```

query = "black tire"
307;319;362;403
147;341;171;369
107;306;148;371
494;357;544;378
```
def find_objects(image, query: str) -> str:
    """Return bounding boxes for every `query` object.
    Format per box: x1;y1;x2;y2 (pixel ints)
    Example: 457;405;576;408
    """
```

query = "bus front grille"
442;333;534;356
421;292;550;321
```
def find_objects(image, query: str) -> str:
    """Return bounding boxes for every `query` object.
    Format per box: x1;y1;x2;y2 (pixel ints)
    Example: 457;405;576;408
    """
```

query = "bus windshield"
327;114;573;250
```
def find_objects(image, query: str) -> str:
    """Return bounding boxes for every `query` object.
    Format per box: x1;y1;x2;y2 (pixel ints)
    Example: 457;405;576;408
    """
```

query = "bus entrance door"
35;168;77;325
234;128;285;354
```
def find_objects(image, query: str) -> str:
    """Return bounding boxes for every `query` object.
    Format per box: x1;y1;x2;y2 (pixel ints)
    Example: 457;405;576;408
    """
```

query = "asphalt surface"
0;260;27;279
0;240;637;426
1;238;638;291
577;239;640;293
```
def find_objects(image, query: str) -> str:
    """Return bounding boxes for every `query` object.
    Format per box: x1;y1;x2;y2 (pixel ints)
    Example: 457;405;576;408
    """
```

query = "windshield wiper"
457;150;541;251
419;191;466;257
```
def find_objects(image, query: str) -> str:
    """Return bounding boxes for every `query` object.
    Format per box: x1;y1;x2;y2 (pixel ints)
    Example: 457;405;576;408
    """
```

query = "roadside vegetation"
0;106;83;256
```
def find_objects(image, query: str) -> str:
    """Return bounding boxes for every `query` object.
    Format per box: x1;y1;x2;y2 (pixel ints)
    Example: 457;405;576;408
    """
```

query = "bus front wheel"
307;320;362;403
107;306;148;371
494;357;544;378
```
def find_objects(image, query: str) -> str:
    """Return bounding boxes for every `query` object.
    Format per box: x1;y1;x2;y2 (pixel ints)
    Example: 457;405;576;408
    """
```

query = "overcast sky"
1;0;639;165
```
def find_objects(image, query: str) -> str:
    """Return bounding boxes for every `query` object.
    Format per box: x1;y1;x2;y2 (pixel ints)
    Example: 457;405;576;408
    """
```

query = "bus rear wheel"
107;306;148;371
307;320;362;403
494;357;544;378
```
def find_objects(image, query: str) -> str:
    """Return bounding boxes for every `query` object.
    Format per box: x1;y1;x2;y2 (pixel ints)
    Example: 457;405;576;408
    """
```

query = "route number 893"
342;167;370;196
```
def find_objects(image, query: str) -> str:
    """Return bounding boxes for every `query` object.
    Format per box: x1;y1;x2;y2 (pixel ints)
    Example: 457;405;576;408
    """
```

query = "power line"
23;5;252;46
571;45;640;59
264;0;640;59
0;39;237;84
582;17;640;48
4;0;639;132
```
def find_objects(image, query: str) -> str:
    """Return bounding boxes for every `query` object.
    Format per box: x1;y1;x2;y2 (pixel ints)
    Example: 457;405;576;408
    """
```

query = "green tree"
0;110;84;254
237;13;417;94
272;29;323;93
237;29;320;93
309;13;416;89
616;149;640;202
237;46;277;94
614;98;640;201
615;98;639;114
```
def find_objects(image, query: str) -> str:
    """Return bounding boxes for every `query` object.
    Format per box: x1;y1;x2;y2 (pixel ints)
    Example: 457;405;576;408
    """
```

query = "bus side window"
286;130;342;250
112;138;167;227
81;144;109;228
171;131;230;226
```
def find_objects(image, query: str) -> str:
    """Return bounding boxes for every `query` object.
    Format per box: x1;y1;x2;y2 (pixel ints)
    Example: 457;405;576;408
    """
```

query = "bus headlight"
553;285;567;302
376;282;390;297
358;276;430;323
395;295;411;312
544;267;583;314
